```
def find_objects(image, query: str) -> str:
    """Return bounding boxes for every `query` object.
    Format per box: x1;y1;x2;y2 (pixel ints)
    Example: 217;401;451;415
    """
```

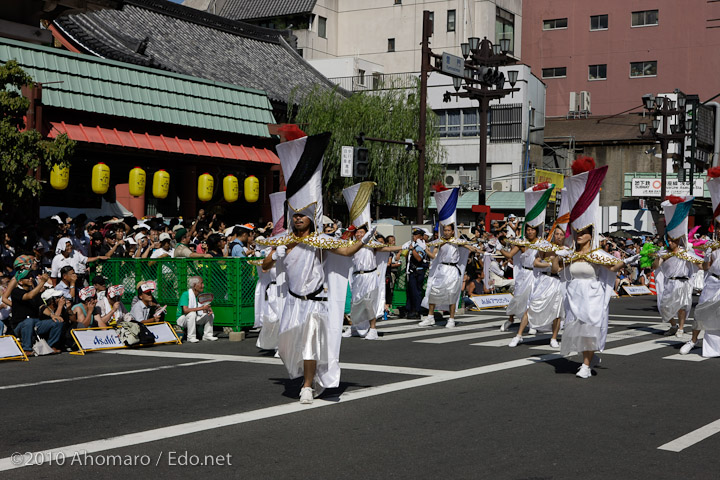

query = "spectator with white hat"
150;232;175;259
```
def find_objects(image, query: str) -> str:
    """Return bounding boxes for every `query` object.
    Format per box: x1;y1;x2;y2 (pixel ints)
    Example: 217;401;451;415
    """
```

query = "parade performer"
551;157;624;379
499;185;547;333
342;182;402;340
257;125;368;404
652;195;703;337
254;191;286;354
419;187;477;328
508;183;564;348
680;167;720;356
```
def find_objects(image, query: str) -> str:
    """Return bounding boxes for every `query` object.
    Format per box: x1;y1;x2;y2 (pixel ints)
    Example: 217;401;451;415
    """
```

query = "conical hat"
707;170;720;223
565;158;608;249
269;191;286;235
342;182;375;228
523;182;554;233
662;195;693;245
434;188;459;228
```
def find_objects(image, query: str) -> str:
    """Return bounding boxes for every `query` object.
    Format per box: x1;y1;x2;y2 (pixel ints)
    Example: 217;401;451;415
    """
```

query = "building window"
318;16;327;38
394;0;401;4
630;61;657;77
297;48;303;57
429;11;434;33
543;18;568;30
632;10;658;27
358;69;365;86
495;7;515;54
590;14;608;30
387;38;395;52
447;9;456;32
542;67;567;78
589;64;607;80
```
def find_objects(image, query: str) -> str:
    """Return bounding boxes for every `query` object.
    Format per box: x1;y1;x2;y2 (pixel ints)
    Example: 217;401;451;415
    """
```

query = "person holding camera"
403;228;429;320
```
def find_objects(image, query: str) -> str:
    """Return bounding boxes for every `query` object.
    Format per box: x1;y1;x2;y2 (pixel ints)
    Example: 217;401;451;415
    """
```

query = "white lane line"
608;314;661;320
414;329;507;344
381;320;505;341
0;360;222;391
104;349;447;377
663;353;708;362
602;338;684;356
528;327;660;352
471;334;552;348
378;317;502;334
0;352;562;471
658;419;720;452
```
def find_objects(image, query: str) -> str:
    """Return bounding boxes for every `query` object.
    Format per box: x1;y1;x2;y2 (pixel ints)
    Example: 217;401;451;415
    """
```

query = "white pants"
177;311;214;340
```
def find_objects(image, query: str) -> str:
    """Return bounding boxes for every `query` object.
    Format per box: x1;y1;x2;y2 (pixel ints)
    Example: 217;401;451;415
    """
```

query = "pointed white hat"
662;195;693;245
707;168;720;223
269;191;286;235
523;182;555;234
343;181;375;228
434;187;459;228
564;157;608;249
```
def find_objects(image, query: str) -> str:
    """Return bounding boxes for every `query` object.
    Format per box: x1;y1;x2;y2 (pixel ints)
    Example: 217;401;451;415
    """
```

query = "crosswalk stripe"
380;320;505;341
602;338;684;355
663;353;708;362
528;327;661;352
415;329;508;344
472;334;552;348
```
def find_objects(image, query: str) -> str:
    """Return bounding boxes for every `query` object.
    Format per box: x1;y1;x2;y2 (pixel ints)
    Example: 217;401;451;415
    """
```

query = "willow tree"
0;60;75;211
290;82;445;216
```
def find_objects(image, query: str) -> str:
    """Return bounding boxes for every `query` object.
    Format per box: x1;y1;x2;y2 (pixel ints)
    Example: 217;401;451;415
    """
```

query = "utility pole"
417;10;432;224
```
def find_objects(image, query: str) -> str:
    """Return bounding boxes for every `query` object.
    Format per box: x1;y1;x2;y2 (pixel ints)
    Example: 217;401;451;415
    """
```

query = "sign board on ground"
623;285;653;296
0;335;27;361
470;293;513;310
71;322;181;354
441;52;464;77
341;146;353;178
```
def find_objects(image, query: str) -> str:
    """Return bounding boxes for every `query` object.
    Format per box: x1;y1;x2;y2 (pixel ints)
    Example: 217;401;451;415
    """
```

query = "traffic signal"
353;147;369;178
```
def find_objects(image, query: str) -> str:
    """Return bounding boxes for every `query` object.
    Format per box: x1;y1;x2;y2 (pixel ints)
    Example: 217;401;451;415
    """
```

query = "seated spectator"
129;281;165;324
176;276;217;343
10;266;62;354
55;265;78;304
97;284;127;327
150;232;174;258
72;286;100;328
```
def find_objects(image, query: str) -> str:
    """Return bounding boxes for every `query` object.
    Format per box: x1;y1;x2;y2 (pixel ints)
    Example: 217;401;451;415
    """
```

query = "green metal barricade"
91;257;260;331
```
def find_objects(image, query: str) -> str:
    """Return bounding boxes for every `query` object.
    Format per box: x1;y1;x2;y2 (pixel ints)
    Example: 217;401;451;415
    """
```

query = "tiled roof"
219;0;317;21
545;114;652;144
52;0;343;105
0;37;275;137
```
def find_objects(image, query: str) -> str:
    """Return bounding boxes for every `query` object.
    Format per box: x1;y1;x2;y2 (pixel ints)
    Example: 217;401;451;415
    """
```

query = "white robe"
560;253;616;356
255;261;284;351
658;254;698;323
506;247;537;317
421;240;470;311
527;265;565;331
694;250;720;357
349;247;380;331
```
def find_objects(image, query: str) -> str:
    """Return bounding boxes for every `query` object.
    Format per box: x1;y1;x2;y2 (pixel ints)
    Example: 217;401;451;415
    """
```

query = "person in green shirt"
176;276;217;343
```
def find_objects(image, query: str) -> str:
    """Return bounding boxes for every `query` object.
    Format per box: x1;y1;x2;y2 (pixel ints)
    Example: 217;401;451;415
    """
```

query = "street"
1;295;719;479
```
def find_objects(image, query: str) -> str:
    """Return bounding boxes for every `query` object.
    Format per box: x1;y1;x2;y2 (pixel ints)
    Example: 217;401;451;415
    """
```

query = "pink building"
522;0;720;117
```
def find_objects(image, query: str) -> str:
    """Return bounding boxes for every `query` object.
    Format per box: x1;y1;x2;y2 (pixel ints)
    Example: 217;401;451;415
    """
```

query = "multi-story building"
522;0;720;117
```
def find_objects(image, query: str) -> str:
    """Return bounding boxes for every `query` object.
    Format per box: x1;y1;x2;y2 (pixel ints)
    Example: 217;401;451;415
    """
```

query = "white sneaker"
342;327;353;338
299;387;313;404
550;338;560;348
576;364;592;379
445;319;456;329
500;320;512;332
680;341;696;355
203;335;219;341
364;328;379;340
676;327;684;338
273;349;280;358
508;335;523;347
418;316;435;327
528;328;537;335
187;337;199;343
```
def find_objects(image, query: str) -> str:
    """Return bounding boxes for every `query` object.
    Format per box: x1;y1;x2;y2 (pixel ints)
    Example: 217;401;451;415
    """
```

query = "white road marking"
381;320;505;340
608;314;661;320
414;329;507;344
0;360;222;391
528;327;660;352
0;352;561;471
378;317;502;333
602;338;684;356
658;419;720;452
663;353;708;362
471;334;552;348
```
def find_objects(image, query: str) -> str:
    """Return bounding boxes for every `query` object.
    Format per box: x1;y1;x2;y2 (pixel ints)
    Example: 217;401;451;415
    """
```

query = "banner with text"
71;322;180;354
470;293;513;310
0;335;27;361
631;178;705;197
623;285;653;296
534;169;565;203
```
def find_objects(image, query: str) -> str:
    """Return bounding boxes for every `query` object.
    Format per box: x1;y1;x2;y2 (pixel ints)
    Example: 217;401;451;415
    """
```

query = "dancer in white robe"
551;157;624;379
506;181;555;346
681;169;720;356
257;125;366;405
652;195;702;337
419;188;476;328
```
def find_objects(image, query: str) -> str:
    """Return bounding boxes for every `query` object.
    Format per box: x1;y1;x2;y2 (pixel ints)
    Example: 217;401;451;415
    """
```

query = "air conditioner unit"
492;181;504;192
579;91;591;112
445;173;460;186
569;91;579;112
459;175;472;185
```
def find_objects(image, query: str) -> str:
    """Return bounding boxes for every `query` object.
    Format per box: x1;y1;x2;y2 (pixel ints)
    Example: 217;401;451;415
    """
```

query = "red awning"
49;122;279;164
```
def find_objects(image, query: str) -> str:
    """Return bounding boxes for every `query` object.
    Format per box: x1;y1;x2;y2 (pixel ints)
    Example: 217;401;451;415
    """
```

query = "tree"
0;60;75;211
290;82;445;213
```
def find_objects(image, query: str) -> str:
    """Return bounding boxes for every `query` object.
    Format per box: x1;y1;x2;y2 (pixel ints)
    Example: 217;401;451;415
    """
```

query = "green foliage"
290;82;445;209
0;60;75;211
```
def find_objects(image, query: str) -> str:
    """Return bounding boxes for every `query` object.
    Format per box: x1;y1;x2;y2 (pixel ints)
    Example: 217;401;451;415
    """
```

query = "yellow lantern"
50;164;69;190
129;167;146;197
223;174;239;203
91;162;110;194
153;169;170;199
198;173;214;202
244;175;260;203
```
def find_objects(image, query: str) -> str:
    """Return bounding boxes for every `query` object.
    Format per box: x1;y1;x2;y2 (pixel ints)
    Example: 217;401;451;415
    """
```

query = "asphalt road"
1;295;719;480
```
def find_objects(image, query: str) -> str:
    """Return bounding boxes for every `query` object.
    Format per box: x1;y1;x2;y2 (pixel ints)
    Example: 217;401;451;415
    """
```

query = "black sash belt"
541;271;560;278
442;262;461;275
669;276;689;281
353;267;377;276
523;266;533;270
711;273;720;280
289;285;327;301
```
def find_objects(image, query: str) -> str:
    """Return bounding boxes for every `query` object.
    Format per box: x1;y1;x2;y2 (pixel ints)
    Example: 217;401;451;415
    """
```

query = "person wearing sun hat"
551;157;625;379
419;186;478;329
652;195;703;338
499;182;554;334
256;125;369;405
680;167;720;356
